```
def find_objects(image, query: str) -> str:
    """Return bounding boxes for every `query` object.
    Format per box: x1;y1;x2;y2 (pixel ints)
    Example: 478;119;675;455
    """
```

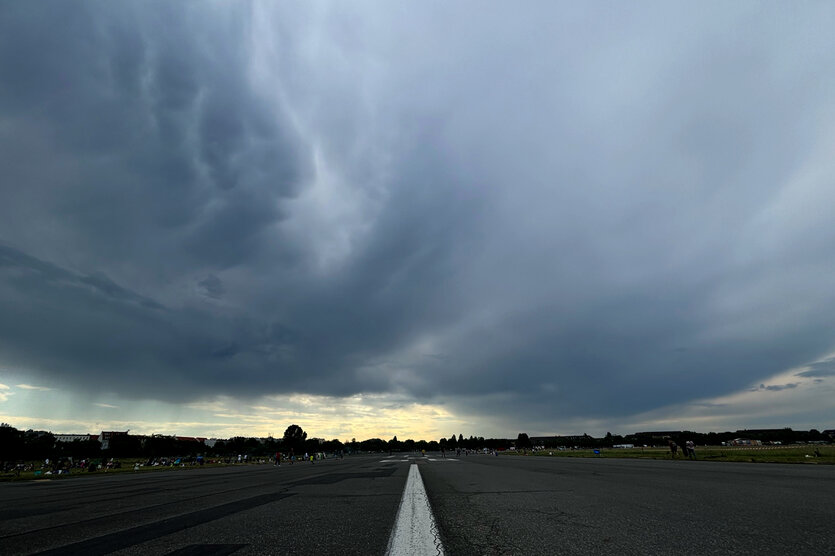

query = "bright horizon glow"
3;359;833;440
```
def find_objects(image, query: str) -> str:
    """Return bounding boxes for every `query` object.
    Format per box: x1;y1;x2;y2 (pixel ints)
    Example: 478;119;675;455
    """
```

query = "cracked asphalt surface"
420;454;834;555
0;454;832;555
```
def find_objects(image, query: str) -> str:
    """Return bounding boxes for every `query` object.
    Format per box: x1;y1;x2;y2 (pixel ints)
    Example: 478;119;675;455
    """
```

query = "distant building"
55;433;98;443
728;438;762;446
99;431;129;450
175;436;207;444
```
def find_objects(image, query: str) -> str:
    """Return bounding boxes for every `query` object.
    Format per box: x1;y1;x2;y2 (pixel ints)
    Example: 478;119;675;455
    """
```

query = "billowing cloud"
2;2;835;434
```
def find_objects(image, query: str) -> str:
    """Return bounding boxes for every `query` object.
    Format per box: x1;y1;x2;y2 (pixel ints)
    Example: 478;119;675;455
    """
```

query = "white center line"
386;463;444;556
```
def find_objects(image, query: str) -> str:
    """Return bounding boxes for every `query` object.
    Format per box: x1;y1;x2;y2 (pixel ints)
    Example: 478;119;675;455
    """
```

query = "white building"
55;433;98;443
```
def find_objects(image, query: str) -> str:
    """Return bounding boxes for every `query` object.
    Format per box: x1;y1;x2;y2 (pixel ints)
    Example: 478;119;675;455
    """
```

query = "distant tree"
388;436;401;452
321;438;344;453
283;425;307;452
304;437;322;454
263;436;280;454
211;439;227;456
360;438;387;452
144;435;178;458
58;438;101;459
0;424;23;460
224;436;260;457
106;433;141;458
516;433;531;449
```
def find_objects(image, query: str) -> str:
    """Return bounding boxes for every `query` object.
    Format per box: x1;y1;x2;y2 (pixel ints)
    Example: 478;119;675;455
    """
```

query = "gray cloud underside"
755;383;799;392
2;2;835;425
795;361;835;379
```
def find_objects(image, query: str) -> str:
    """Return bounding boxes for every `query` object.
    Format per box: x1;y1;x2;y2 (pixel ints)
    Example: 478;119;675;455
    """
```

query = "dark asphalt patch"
166;544;247;555
289;467;397;486
34;491;295;555
0;507;46;520
0;484;183;519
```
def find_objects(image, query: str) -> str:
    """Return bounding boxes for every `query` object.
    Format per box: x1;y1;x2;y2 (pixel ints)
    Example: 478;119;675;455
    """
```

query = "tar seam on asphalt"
33;491;296;555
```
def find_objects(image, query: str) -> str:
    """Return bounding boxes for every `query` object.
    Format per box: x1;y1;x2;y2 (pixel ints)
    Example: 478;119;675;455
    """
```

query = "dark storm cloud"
754;383;799;392
2;2;835;428
0;2;308;272
198;275;226;300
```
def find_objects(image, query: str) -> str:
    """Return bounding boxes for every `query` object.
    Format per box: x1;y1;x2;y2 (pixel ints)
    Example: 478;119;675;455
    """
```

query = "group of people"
668;439;697;460
274;449;338;466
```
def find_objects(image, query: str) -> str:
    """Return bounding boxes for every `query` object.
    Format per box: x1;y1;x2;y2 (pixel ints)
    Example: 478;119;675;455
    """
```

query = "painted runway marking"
380;455;433;463
386;464;444;556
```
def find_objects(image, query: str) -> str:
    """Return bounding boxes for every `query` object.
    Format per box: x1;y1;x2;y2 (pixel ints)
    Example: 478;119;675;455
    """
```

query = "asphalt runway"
0;453;832;555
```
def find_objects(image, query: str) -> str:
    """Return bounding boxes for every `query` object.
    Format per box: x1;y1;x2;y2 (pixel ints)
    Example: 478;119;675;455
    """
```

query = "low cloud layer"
2;2;835;431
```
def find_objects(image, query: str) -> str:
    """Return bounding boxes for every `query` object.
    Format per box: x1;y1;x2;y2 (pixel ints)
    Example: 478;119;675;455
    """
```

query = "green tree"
388;436;401;452
105;433;141;458
283;425;307;452
0;423;23;460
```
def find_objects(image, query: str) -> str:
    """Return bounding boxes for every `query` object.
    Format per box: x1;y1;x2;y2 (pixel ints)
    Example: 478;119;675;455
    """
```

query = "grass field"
0;459;256;482
516;445;835;464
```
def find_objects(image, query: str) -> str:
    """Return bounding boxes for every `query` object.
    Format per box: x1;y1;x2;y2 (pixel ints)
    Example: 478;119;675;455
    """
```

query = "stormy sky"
1;2;834;438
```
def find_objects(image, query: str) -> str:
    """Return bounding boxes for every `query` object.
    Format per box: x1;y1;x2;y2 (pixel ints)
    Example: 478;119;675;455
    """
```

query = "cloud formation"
795;360;835;379
755;383;799;392
2;2;835;432
15;384;52;392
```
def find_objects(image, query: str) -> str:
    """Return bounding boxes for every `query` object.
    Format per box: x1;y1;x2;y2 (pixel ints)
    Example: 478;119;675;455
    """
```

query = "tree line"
2;422;830;463
529;428;832;448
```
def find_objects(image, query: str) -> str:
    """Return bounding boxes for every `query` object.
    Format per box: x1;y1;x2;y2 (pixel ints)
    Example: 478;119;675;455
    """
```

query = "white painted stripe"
386;464;444;556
